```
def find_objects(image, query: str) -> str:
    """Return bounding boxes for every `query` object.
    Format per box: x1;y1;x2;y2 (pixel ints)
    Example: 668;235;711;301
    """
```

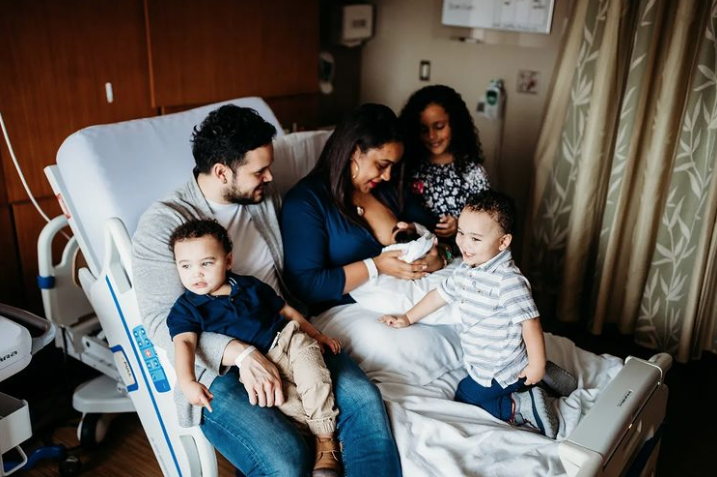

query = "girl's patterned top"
410;161;490;218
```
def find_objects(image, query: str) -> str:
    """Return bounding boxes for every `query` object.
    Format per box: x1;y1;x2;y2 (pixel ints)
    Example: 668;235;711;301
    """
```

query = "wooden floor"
21;414;236;477
5;328;716;476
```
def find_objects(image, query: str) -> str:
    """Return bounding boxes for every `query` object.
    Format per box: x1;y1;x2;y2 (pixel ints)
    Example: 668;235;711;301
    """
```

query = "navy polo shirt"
167;272;287;354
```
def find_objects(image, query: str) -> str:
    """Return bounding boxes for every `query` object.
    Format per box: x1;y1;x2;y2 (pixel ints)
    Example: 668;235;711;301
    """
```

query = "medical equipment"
40;96;670;476
0;304;58;476
479;78;506;120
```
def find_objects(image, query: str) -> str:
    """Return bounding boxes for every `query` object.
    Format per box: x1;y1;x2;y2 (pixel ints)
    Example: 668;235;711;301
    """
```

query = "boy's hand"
519;362;546;386
180;380;214;412
379;314;411;328
314;333;341;354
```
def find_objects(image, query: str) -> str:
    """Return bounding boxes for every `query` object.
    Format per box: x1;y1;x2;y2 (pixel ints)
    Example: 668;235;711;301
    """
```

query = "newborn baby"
382;225;435;263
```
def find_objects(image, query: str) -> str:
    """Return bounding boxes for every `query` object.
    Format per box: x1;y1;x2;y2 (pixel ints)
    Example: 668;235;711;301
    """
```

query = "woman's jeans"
202;350;402;476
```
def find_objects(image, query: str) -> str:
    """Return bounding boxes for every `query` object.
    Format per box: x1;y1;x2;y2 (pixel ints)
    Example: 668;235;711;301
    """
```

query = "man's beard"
223;184;264;205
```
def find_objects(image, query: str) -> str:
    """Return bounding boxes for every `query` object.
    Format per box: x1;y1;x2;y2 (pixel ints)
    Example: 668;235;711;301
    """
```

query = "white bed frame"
39;97;671;477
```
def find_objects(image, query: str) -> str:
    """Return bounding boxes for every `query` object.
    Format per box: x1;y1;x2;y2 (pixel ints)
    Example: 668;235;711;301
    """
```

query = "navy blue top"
167;272;287;354
281;174;432;315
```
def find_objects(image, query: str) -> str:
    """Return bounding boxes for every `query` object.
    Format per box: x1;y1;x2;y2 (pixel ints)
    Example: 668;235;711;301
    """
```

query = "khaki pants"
266;320;338;436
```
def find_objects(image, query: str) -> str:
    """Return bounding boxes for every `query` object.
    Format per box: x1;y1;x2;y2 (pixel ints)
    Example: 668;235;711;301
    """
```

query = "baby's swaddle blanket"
382;230;435;263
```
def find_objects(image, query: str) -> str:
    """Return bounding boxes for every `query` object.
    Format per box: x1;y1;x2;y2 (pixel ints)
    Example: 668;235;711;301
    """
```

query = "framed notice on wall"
442;0;555;34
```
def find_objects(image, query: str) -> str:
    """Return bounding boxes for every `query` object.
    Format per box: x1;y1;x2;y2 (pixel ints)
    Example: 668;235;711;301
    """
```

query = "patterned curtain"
523;0;717;362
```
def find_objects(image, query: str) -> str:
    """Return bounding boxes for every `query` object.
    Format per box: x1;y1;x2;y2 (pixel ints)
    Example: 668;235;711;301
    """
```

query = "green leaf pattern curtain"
525;0;717;362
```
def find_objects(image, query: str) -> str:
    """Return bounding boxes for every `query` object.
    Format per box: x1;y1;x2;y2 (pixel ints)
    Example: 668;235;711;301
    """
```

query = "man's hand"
239;350;285;407
314;333;341;354
519;362;546;386
180;380;214;412
379;314;411;328
435;215;458;238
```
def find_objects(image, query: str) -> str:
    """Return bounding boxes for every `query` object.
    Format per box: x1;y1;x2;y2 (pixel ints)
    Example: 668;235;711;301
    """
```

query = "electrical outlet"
419;60;431;81
517;70;539;94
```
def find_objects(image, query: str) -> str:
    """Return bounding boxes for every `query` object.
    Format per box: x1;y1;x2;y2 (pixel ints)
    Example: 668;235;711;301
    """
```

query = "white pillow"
312;303;463;386
271;130;332;196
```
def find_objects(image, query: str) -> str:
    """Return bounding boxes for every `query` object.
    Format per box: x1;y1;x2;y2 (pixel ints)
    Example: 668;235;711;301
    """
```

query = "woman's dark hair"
191;105;276;175
168;219;233;256
310;103;404;225
399;84;483;175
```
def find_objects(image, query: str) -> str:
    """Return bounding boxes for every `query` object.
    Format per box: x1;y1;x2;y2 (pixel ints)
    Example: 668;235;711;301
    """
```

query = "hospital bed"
39;96;671;476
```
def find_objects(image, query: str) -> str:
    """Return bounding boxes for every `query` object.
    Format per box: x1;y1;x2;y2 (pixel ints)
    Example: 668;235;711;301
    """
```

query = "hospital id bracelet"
363;258;379;280
234;345;257;369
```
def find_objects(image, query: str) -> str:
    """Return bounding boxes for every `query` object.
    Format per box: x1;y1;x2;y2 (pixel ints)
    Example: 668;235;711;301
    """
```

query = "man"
132;105;401;476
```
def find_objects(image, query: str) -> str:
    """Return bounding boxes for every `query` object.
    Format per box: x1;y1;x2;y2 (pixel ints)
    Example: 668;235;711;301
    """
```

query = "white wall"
361;0;571;229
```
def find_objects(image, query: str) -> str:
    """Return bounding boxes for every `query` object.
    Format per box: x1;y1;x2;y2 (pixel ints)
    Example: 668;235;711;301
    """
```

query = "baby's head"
456;190;515;267
169;219;233;295
392;227;421;244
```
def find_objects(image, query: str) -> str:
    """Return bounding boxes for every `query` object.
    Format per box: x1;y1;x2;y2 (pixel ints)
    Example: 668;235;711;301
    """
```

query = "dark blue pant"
455;376;526;421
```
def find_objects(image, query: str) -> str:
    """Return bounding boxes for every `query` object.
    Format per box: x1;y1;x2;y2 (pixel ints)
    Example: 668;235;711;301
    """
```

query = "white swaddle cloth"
382;230;435;263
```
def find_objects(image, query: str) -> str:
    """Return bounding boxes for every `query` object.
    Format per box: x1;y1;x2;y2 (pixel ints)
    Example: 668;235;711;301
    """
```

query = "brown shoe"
313;437;342;477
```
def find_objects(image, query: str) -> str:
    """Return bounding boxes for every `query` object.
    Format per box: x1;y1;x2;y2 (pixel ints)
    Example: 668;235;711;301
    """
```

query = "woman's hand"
422;241;446;273
435;214;458;238
314;333;341;354
374;250;428;280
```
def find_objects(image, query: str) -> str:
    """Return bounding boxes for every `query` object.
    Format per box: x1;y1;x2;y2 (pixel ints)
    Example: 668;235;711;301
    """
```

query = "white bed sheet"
314;294;623;476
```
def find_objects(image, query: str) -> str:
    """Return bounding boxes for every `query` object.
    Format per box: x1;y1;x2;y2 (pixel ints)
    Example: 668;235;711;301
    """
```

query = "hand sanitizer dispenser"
478;79;506;120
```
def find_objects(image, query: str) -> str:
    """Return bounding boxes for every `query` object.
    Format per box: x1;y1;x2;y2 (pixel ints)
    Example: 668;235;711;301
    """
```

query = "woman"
399;84;490;240
281;103;445;315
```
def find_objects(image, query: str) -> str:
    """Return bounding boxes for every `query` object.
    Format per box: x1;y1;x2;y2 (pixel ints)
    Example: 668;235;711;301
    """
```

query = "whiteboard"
442;0;555;34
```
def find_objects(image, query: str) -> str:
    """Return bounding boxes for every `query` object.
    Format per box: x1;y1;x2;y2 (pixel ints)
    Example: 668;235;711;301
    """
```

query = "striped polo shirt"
437;249;539;387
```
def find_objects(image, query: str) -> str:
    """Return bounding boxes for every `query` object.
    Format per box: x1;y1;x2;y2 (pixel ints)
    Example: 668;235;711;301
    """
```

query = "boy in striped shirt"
380;190;559;438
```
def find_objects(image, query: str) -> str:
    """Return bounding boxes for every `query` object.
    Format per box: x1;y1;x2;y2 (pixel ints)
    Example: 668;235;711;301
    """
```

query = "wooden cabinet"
0;0;155;203
0;0;325;312
146;0;320;108
0;205;24;307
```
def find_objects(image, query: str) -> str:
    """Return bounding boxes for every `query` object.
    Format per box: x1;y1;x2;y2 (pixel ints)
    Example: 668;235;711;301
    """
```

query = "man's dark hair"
168;219;233;256
191;105;277;174
464;189;516;235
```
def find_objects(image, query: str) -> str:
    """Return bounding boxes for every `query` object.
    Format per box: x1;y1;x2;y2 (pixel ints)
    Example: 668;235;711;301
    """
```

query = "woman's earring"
351;160;360;180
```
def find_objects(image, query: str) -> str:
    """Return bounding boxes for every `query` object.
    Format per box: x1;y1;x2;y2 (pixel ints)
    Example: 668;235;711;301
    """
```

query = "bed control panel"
133;325;171;393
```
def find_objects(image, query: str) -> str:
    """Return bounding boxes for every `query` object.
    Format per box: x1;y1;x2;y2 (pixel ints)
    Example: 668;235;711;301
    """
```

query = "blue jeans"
202;351;402;476
455;376;526;421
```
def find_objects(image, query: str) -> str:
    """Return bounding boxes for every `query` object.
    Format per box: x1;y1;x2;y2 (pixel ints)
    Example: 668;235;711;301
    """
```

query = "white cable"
0;106;54;224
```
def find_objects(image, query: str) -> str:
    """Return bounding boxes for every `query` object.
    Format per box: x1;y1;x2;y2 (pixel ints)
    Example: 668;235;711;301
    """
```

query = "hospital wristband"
363;258;379;280
234;346;257;369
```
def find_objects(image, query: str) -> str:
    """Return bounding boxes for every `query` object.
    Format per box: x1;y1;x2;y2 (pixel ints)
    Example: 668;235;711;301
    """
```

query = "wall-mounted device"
419;60;431;81
332;4;375;47
319;52;336;95
477;79;505;120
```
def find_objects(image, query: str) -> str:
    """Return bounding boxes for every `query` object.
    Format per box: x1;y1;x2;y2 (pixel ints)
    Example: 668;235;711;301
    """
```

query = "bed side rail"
82;217;217;477
559;353;672;477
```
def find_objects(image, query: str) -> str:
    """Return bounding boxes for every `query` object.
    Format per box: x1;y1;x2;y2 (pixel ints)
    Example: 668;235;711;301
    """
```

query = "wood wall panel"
12;198;66;315
146;0;320;108
0;0;155;203
0;205;24;308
